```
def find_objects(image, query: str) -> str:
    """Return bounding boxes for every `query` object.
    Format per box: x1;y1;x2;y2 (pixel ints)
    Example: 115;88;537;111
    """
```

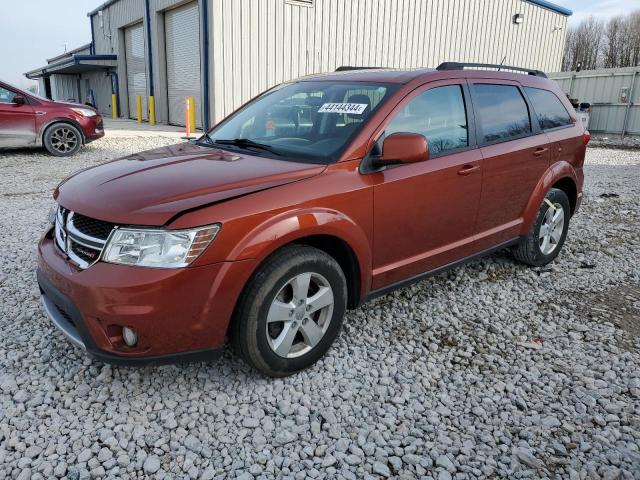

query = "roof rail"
436;62;547;78
335;66;386;72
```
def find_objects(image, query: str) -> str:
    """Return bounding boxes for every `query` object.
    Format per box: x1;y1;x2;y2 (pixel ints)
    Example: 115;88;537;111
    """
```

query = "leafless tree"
563;9;640;71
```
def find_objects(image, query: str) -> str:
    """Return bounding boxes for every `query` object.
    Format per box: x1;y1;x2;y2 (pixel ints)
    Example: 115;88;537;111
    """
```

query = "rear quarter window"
472;84;531;143
524;87;573;130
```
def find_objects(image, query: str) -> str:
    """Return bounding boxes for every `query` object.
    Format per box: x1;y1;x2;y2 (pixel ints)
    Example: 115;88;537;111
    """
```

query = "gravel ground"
0;138;639;480
589;135;640;150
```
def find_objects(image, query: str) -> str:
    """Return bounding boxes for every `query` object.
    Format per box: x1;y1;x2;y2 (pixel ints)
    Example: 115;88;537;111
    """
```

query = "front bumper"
81;116;105;143
37;231;257;365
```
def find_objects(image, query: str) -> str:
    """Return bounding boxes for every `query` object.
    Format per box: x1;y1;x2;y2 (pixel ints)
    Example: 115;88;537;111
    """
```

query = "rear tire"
512;188;570;267
230;245;347;377
43;123;82;157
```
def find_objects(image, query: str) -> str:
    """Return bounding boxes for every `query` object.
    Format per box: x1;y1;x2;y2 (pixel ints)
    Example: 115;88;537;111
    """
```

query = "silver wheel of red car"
43;123;82;157
266;272;335;358
231;245;347;377
512;188;570;267
538;201;565;255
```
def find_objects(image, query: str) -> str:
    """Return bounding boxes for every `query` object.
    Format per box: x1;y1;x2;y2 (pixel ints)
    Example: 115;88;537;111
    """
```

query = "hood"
55;142;325;225
46;98;98;111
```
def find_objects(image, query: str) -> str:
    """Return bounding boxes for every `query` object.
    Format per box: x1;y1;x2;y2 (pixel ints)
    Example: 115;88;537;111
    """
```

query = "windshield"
206;81;397;164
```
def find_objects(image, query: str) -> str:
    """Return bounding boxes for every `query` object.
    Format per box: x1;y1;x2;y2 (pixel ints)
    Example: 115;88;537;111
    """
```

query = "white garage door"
124;23;147;121
165;2;202;128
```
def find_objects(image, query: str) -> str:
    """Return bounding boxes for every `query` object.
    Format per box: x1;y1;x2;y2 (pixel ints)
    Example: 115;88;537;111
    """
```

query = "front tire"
230;245;347;377
43;123;82;157
513;188;570;267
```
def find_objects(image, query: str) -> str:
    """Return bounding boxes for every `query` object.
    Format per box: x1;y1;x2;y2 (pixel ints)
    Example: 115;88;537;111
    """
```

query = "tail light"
582;130;591;146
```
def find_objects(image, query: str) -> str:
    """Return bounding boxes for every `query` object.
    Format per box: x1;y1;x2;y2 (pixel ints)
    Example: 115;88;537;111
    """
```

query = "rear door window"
472;84;531;143
524;87;572;130
386;85;468;155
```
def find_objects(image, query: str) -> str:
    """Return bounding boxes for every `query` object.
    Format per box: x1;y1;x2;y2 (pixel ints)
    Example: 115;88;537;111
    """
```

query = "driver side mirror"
375;132;429;167
12;95;26;105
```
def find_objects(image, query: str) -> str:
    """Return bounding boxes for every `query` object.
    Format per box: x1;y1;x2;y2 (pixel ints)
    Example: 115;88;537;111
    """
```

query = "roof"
299;65;555;86
525;0;572;16
25;54;117;79
301;68;437;84
46;44;92;64
84;0;572;18
87;0;120;16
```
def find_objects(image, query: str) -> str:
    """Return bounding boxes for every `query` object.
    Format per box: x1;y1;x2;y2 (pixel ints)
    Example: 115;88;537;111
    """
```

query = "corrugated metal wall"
90;0;568;125
210;0;568;121
80;71;114;116
550;67;640;135
50;76;80;103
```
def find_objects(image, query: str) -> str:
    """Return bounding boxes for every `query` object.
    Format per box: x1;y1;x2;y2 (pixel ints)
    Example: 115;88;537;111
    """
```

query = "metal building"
549;67;640;136
26;0;572;129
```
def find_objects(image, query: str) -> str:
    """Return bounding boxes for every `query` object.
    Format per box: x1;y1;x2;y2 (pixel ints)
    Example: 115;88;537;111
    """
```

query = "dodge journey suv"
38;63;589;376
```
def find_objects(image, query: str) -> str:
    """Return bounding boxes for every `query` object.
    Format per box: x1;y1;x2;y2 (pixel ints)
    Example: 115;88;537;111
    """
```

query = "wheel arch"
551;177;578;215
291;234;362;309
522;162;579;234
39;118;86;145
221;208;372;312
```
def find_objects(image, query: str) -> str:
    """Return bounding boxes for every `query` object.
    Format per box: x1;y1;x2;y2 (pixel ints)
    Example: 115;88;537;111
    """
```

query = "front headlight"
71;107;97;117
102;224;220;268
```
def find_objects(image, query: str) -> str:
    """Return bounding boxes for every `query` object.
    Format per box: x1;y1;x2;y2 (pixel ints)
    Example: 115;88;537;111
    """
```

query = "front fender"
521;161;578;234
227;208;372;299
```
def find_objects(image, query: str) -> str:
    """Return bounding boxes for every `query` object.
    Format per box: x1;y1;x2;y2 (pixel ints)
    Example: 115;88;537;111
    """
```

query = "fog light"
122;327;138;346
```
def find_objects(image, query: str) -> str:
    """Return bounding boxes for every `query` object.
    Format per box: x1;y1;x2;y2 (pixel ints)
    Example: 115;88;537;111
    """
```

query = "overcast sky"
0;0;635;89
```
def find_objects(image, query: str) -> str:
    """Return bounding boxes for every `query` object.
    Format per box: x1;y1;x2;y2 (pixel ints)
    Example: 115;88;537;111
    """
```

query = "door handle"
457;164;480;176
533;147;549;157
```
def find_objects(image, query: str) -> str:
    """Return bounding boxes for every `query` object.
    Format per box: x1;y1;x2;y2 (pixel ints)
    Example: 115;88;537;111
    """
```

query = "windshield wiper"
194;134;216;147
213;138;282;156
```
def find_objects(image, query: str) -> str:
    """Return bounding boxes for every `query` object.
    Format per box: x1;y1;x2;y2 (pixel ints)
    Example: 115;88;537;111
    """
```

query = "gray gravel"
1;137;639;479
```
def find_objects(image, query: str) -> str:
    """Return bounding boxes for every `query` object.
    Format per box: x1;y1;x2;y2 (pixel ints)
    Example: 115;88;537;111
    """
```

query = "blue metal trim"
74;55;118;62
524;0;572;16
113;72;121;117
200;0;210;130
90;17;96;55
144;0;155;97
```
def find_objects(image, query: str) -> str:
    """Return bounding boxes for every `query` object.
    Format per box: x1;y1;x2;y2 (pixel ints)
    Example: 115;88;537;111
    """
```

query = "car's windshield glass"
205;81;397;164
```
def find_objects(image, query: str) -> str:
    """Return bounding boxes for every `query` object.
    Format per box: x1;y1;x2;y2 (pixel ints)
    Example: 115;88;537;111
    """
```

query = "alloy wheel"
539;202;565;255
50;127;79;154
266;272;334;358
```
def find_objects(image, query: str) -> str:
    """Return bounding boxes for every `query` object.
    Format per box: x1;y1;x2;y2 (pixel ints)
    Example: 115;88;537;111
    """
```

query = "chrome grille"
54;206;114;269
71;213;115;241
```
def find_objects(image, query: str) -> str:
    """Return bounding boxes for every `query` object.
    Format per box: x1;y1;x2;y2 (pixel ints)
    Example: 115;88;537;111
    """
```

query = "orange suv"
38;63;589;376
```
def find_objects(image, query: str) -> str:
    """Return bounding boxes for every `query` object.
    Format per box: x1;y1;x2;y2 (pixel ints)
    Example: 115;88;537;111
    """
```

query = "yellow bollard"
149;95;156;126
188;96;196;131
111;94;117;119
136;95;142;123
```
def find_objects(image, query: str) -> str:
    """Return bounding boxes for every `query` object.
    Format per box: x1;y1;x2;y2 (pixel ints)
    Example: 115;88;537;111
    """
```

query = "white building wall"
210;0;568;122
89;0;569;125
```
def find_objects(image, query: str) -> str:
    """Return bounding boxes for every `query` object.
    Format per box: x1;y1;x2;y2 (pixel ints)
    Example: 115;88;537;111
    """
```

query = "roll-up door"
165;2;202;128
124;23;147;121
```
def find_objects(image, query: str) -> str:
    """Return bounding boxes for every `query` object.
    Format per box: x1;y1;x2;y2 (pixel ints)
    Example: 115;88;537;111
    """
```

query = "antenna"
498;56;507;71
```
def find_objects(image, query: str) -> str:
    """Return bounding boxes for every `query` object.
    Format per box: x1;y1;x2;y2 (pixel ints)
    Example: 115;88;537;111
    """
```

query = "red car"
38;63;589;376
0;80;104;156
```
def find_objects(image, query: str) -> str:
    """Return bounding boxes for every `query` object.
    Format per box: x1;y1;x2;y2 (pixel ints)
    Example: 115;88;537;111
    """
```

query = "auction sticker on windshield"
318;103;368;114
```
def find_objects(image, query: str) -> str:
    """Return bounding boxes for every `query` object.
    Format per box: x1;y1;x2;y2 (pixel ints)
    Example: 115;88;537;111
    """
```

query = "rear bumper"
37;232;257;365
